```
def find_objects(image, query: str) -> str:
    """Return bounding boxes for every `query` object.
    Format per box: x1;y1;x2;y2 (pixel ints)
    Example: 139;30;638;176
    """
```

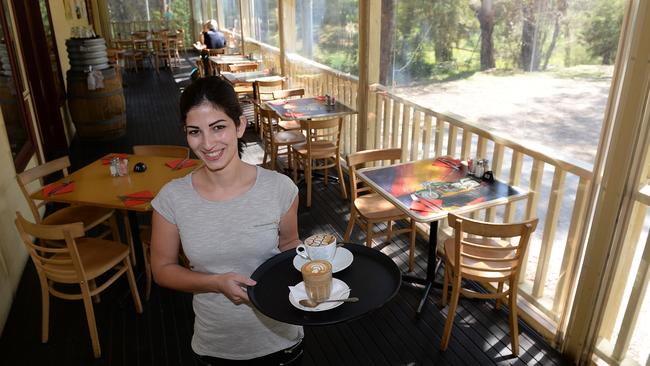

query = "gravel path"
395;67;614;167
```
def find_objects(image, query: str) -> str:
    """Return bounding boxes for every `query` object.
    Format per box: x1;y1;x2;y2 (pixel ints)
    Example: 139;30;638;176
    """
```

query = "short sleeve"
151;181;177;225
275;172;298;217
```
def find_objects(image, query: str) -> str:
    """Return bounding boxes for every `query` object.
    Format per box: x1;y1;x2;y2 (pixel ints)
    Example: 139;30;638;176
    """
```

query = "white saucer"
288;278;350;312
293;247;353;273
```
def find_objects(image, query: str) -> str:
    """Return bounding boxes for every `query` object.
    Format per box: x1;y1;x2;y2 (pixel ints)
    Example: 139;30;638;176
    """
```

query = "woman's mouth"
203;148;225;161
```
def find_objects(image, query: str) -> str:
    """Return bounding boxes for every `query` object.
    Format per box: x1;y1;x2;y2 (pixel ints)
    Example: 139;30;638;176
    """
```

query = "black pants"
195;340;303;366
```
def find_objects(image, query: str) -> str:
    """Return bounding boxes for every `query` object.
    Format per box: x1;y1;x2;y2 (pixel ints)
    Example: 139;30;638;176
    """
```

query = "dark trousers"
195;340;303;366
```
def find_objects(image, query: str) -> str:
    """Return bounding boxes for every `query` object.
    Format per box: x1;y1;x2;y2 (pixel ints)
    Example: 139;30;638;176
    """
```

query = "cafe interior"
0;0;649;365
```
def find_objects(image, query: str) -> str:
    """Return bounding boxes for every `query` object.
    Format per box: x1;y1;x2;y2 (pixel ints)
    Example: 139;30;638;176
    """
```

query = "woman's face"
185;102;245;172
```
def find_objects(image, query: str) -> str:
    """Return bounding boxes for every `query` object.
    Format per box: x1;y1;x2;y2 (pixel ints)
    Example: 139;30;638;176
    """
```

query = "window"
294;0;358;76
250;0;278;46
221;0;240;33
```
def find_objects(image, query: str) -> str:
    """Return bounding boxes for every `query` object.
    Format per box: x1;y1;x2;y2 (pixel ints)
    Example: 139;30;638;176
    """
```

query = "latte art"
306;262;329;273
304;233;336;247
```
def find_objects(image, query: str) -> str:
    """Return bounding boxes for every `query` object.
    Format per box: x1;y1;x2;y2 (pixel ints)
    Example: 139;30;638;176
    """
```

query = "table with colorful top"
356;158;528;313
264;96;356;121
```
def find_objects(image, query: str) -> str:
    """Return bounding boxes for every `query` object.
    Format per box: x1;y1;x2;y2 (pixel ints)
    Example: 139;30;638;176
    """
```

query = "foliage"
580;0;624;65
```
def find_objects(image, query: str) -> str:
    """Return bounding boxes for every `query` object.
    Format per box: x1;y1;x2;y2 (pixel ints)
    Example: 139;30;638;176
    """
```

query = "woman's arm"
278;195;300;252
151;210;255;304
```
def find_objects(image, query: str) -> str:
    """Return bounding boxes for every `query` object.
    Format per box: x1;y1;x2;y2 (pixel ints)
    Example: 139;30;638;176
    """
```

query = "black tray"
248;243;401;326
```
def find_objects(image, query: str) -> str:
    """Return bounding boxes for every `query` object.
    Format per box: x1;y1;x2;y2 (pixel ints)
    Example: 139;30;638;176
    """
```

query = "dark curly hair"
179;76;245;156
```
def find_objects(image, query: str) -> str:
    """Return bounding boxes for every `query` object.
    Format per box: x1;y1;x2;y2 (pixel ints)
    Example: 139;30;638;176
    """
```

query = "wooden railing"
251;42;595;336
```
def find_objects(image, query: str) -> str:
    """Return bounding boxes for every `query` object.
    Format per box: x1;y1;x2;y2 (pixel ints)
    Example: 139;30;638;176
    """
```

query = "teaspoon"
298;297;359;308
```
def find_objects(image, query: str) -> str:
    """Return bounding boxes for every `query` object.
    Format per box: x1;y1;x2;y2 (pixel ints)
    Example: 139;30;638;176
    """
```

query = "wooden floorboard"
0;60;569;365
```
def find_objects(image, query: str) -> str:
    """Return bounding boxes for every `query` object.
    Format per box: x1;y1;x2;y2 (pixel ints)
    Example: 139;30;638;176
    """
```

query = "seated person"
195;19;226;50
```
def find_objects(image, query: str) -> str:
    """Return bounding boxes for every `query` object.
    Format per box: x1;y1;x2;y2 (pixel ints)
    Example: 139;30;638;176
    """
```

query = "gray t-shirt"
152;166;303;359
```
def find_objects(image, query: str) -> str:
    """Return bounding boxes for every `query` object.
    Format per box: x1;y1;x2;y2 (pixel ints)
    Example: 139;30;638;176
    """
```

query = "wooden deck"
0;60;569;365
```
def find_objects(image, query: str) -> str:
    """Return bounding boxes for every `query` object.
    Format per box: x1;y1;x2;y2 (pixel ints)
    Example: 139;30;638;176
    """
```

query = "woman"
150;76;303;365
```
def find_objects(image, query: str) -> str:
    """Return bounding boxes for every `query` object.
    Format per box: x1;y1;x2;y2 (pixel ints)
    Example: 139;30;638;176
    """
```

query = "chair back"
207;48;225;56
133;145;189;158
254;78;285;102
300;117;343;160
258;108;279;145
272;88;305;100
228;62;258;73
16;156;71;224
447;213;538;281
15;212;86;284
346;148;402;203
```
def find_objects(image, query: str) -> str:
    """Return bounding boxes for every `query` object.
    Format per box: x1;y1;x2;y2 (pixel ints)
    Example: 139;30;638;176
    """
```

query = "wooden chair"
227;62;258;73
272;88;305;131
16;156;119;241
343;148;417;271
440;213;538;355
258;108;305;171
292;117;347;207
205;48;225;75
132;145;189;299
15;212;143;359
195;58;206;78
253;78;285;134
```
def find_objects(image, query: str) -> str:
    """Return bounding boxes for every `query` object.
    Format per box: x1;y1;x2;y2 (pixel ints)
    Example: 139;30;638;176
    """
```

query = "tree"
475;0;495;70
581;0;623;65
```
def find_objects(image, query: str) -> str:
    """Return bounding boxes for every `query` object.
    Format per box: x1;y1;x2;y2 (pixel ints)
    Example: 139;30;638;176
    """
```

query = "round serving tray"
248;243;401;326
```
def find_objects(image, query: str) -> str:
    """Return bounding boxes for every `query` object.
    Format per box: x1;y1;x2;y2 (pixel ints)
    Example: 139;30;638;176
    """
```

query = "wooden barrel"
67;67;126;140
66;37;110;72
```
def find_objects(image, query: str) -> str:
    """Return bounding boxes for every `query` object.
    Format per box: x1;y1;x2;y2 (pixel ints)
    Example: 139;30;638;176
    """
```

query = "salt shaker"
475;160;485;177
110;157;120;177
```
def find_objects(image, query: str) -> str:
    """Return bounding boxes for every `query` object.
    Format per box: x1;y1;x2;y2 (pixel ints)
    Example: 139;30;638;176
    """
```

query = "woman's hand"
216;273;257;305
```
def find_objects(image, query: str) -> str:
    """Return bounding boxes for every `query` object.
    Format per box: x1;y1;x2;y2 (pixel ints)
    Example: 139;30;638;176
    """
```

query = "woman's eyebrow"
208;120;227;128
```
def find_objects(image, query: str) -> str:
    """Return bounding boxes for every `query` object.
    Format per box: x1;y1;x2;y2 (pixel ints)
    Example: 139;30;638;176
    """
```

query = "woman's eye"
187;130;199;136
212;125;226;131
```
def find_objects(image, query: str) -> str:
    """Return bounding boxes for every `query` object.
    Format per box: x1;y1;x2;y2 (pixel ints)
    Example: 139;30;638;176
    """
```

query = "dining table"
247;243;401;326
356;157;528;313
208;55;259;75
31;154;201;267
264;96;357;121
221;70;282;85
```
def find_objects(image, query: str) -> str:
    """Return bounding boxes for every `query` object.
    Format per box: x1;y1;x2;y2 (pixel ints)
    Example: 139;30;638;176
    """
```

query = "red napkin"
42;181;75;196
433;156;462;169
102;153;129;165
165;159;198;169
122;190;154;207
315;95;327;101
283;112;305;118
410;201;434;213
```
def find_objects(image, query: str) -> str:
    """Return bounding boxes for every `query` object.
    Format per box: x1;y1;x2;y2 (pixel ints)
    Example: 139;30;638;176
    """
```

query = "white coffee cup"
296;234;337;261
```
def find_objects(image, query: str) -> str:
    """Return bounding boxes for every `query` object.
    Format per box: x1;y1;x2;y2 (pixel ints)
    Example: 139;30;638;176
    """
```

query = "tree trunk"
379;0;396;86
477;0;495;70
520;1;537;71
541;12;561;70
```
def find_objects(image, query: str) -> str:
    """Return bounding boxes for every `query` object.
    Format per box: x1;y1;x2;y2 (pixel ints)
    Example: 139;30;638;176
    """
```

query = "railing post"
357;0;381;152
278;0;295;82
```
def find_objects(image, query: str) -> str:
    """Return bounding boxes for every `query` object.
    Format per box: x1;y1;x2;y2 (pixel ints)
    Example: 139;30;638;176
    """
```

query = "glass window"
221;0;240;32
108;0;192;45
0;0;34;172
294;0;359;76
250;0;278;46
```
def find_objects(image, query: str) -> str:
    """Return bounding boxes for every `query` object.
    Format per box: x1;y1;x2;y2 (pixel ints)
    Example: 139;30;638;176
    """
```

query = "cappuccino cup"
296;234;337;261
301;260;332;302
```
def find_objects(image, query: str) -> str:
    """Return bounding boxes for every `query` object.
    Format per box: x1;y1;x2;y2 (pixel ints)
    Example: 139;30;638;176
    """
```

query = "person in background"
150;76;303;365
194;19;226;76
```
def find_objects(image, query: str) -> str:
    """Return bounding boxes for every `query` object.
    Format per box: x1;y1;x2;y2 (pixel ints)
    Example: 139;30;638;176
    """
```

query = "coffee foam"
305;233;336;247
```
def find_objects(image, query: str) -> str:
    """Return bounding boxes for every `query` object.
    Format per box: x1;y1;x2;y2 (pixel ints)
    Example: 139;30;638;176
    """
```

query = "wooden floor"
0;59;569;365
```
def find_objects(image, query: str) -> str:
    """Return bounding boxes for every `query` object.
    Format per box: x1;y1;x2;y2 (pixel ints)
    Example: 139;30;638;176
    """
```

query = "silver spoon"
298;297;359;308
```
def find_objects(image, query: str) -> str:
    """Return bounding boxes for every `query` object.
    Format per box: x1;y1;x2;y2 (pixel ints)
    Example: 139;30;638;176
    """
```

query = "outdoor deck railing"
247;38;595;339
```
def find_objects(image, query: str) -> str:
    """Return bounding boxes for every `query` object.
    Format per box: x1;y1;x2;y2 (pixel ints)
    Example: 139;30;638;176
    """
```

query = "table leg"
402;221;442;314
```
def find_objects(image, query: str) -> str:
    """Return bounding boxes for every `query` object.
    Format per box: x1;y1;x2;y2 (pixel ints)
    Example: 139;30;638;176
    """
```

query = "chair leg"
496;282;504;310
508;283;520;356
271;145;278;171
306;159;313;207
344;208;357;241
292;152;299;183
408;219;416;272
40;277;50;343
365;220;373;248
124;257;144;313
80;284;101;358
336;158;347;199
89;280;101;303
440;271;461;351
386;220;394;241
122;210;137;265
442;259;450;306
143;241;152;300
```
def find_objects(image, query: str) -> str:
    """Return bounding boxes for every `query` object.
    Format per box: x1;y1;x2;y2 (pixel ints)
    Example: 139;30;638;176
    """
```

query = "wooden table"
356;158;528;313
264;97;357;121
208;55;259;75
31;154;200;266
221;71;281;85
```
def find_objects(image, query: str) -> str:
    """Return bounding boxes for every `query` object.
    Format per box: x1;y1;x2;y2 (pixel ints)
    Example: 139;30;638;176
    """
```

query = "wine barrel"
67;67;126;140
66;37;110;72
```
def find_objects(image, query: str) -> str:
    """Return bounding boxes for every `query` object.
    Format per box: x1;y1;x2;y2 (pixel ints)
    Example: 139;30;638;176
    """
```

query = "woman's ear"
236;116;247;138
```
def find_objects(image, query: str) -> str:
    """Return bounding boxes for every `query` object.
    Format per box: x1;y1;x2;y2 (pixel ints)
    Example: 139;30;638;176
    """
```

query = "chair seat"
274;130;305;145
43;206;114;231
278;120;301;130
444;237;515;280
292;141;336;158
355;193;406;220
234;85;254;94
49;238;129;283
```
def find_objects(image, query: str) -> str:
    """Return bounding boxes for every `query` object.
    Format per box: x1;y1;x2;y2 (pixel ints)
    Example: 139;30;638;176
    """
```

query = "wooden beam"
356;0;381;152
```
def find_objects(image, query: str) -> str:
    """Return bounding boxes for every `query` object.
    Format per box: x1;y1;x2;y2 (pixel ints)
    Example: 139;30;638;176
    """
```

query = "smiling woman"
150;76;304;364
